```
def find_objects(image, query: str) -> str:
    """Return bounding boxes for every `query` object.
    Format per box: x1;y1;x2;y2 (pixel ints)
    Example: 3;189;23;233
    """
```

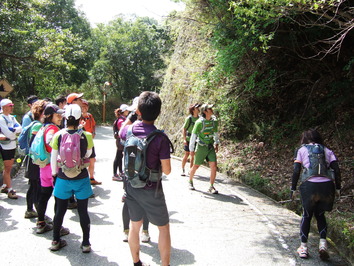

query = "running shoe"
81;244;91;253
90;178;102;185
67;201;77;209
319;240;329;260
45;215;53;224
208;186;218;194
123;230;129;242
141;230;150;243
181;169;186;176
36;222;53;234
189;181;195;190
60;226;70;236
25;210;38;218
50;239;67;251
8;190;18;199
1;186;9;193
297;245;309;259
112;174;123;181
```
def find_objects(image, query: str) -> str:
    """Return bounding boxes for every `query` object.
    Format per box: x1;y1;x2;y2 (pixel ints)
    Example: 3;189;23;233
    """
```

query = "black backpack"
301;144;334;182
123;126;174;188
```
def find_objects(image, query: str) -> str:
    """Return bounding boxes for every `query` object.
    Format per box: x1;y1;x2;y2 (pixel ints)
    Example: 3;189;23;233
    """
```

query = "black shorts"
183;141;190;152
125;183;169;226
90;146;96;158
0;148;16;161
299;181;335;212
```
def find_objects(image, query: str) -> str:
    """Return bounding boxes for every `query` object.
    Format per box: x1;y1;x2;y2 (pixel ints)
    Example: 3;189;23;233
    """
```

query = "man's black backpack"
123;125;174;188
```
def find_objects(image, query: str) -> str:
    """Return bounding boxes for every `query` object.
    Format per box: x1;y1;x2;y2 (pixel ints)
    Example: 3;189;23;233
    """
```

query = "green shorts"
194;143;217;165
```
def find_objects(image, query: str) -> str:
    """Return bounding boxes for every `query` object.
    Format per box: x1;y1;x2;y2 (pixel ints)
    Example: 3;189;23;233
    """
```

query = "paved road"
0;126;350;266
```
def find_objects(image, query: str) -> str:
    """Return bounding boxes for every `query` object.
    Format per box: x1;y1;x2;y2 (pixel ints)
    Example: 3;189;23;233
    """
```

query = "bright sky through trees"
75;0;185;25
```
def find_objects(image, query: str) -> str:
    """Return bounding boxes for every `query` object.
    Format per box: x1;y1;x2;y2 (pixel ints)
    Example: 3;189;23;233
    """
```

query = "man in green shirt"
188;104;220;194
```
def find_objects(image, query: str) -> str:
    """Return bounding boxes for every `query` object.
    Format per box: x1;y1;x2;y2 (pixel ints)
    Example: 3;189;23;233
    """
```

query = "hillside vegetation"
156;0;353;262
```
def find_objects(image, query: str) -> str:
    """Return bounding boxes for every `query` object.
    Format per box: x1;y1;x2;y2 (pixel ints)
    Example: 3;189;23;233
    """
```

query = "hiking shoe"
90;179;102;185
45;215;53;224
1;186;9;193
60;226;70;236
50;239;67;251
112;174;123;181
141;230;150;243
208;186;218;194
81;244;91;253
67;201;77;209
319;240;329;260
123;230;129;242
8;190;18;199
25;210;38;218
36;222;53;234
297;245;309;259
189;181;195;190
181;169;186;176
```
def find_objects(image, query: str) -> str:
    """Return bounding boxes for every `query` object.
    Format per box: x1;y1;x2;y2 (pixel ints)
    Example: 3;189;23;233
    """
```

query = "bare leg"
189;164;200;182
3;159;14;188
158;223;171;266
129;220;143;263
209;161;217;185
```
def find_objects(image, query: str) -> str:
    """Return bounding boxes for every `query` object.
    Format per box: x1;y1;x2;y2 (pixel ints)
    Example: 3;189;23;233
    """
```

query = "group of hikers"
0;90;342;265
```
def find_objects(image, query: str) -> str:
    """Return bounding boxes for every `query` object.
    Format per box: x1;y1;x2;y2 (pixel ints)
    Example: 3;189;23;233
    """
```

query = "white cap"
127;97;139;111
120;104;129;112
64;104;81;120
0;99;14;107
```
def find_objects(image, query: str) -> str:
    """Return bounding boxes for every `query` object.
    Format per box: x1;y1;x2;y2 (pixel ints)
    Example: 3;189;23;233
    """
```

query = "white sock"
301;242;307;247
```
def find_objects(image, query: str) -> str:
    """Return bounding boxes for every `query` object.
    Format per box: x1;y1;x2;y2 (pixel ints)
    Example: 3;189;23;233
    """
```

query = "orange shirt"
81;113;96;134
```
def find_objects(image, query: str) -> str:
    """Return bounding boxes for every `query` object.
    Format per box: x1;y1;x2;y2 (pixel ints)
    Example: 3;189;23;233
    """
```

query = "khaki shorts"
194;143;216;165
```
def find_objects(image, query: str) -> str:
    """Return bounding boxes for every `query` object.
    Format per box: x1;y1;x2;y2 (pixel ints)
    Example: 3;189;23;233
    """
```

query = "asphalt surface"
0;126;350;266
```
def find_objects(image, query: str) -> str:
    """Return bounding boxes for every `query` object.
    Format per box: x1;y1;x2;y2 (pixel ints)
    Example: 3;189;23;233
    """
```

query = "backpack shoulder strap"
1;114;9;124
185;115;193;130
146;130;175;153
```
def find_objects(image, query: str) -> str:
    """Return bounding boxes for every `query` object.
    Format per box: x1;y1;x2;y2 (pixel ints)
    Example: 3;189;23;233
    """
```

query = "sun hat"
64;104;82;120
66;93;84;104
44;103;65;116
0;99;14;107
81;99;89;106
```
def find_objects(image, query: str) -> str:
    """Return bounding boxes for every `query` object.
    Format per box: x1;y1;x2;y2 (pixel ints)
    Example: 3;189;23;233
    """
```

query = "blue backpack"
29;125;51;168
123;125;174;188
18;121;40;155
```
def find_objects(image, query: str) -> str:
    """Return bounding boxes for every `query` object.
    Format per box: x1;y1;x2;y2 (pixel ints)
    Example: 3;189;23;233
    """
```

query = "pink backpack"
57;129;89;178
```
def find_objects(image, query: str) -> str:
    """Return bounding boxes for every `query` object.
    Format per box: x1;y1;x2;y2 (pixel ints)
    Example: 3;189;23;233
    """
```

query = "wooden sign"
0;79;14;98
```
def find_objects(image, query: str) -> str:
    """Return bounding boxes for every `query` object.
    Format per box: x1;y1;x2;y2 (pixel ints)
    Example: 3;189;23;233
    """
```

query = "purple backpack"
58;129;89;178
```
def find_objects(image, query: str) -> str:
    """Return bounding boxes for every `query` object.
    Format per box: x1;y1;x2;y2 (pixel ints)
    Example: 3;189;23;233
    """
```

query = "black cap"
44;104;64;116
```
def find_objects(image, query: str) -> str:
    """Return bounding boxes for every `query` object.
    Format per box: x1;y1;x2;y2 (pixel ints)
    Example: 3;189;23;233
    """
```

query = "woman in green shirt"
181;103;200;176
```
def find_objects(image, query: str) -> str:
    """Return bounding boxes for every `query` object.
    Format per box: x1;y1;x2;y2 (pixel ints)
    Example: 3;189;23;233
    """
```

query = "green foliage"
90;16;172;101
242;171;269;192
0;0;92;99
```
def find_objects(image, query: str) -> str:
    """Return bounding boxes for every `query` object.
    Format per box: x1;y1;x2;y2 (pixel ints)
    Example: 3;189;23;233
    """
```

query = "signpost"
102;81;111;123
0;79;14;98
